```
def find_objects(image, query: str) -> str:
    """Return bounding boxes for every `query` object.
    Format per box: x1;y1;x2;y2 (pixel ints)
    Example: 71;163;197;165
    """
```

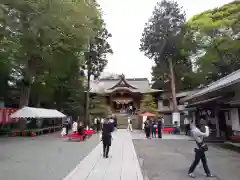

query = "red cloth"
83;130;95;135
162;127;174;133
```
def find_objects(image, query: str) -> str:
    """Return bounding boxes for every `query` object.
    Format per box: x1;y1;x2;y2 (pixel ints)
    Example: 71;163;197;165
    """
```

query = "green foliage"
0;0;112;117
187;1;240;85
140;94;158;114
140;0;198;92
89;95;112;117
87;27;113;79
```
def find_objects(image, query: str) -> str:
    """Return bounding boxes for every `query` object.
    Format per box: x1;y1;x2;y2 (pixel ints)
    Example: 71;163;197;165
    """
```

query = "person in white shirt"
184;117;190;135
94;118;97;130
129;105;133;114
188;122;213;178
72;121;78;133
101;118;104;129
127;117;132;132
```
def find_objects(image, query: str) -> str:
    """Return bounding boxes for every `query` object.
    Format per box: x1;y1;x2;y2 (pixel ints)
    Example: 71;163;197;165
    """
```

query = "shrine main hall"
90;74;162;112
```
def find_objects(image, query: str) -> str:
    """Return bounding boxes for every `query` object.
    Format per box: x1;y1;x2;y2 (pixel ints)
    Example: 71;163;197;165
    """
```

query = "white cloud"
98;0;233;81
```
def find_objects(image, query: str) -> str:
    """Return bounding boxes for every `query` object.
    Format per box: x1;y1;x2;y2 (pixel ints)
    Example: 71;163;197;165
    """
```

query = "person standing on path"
72;120;78;133
144;119;151;139
127;117;133;132
157;118;162;138
184;117;190;135
151;120;157;138
188;123;213;178
101;118;113;158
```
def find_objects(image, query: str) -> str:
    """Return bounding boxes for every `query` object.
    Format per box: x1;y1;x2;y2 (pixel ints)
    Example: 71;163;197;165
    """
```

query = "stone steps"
114;113;139;129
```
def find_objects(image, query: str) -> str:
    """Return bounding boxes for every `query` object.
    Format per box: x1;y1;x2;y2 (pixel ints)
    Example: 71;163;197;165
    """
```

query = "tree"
89;94;112;117
140;94;158;114
187;1;240;85
140;0;187;112
85;24;113;124
0;0;111;119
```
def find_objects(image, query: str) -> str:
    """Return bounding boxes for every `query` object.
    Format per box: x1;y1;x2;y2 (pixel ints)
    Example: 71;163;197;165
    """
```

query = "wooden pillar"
215;108;220;137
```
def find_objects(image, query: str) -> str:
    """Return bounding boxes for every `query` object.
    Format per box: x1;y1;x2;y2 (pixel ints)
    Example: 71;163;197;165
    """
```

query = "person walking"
101;118;113;158
188;123;213;178
127;117;133;132
157;118;162;138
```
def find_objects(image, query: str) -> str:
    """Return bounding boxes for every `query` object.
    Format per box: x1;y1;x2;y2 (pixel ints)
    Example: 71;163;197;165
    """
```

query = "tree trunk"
168;58;178;112
19;76;31;108
85;67;90;126
85;41;92;126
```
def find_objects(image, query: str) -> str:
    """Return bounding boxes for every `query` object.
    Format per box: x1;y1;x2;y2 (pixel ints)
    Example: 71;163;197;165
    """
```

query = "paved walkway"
63;130;143;180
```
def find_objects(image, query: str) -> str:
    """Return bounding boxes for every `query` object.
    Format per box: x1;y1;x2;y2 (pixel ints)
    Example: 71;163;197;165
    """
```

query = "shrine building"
89;74;162;112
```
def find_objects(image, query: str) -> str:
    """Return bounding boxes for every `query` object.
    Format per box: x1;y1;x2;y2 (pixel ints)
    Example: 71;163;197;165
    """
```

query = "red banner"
0;108;18;124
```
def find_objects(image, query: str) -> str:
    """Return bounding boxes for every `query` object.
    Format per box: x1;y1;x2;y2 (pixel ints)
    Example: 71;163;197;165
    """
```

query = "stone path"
63;129;143;180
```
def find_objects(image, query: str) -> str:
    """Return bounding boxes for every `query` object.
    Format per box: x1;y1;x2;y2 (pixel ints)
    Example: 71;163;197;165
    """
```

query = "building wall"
157;98;186;126
0;100;4;108
230;108;240;131
157;100;185;112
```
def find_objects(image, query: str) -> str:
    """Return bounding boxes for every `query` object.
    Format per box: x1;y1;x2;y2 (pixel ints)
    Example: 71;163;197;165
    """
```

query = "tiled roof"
182;69;240;101
90;78;162;93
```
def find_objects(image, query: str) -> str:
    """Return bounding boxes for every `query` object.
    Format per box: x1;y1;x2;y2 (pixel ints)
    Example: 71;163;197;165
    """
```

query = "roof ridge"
207;69;240;87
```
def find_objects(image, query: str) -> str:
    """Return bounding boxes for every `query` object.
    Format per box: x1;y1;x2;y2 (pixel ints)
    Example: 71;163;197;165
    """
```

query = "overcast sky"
98;0;233;80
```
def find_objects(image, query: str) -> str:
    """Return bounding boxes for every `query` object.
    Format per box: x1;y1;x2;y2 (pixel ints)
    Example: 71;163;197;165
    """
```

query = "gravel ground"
0;133;100;180
133;138;240;180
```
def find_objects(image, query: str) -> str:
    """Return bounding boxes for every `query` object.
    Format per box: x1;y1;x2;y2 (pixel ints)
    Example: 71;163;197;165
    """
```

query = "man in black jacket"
101;118;113;158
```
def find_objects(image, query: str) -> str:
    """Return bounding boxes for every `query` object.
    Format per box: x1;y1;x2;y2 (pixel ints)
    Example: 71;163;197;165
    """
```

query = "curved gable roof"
107;74;137;90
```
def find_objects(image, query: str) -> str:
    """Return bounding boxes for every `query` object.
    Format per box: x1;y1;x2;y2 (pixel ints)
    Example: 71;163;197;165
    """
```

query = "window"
163;99;169;106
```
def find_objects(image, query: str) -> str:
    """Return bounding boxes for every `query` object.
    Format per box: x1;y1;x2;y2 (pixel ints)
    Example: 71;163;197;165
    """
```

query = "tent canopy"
10;106;66;119
139;112;155;117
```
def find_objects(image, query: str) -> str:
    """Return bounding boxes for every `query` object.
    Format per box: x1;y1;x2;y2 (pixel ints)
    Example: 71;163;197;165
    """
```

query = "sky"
98;0;233;80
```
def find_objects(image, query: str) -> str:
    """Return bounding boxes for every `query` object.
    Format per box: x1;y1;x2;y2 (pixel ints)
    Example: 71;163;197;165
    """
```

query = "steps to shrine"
114;113;139;129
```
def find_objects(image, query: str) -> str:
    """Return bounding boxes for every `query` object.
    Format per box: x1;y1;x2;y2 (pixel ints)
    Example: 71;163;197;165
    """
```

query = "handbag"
201;143;208;151
196;142;208;151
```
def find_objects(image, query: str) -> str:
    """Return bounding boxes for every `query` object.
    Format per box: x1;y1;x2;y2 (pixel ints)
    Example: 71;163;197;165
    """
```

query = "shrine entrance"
109;90;140;113
112;98;133;113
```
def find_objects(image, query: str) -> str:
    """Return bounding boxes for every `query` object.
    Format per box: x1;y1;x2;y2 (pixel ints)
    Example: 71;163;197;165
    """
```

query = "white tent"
10;106;66;119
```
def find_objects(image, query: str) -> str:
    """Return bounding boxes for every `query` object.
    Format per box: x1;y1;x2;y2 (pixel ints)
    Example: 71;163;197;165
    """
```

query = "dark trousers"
158;128;162;138
66;126;69;135
145;128;150;138
188;149;210;175
103;143;110;157
152;129;156;138
185;124;190;135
